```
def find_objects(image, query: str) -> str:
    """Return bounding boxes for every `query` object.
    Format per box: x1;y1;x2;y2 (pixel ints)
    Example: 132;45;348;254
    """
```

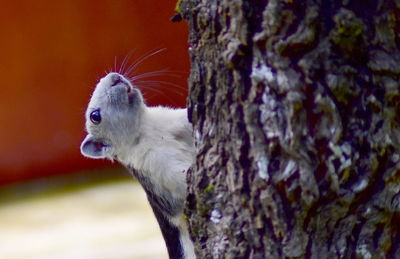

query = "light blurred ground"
0;169;168;259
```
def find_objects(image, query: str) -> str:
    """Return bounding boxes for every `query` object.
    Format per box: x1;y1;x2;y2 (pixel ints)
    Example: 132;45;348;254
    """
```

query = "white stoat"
80;72;196;259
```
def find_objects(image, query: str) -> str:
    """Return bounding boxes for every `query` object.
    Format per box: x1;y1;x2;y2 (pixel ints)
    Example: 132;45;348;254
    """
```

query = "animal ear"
80;134;111;159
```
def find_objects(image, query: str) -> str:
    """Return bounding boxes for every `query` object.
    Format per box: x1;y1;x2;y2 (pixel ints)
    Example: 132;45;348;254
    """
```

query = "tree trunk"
180;0;400;258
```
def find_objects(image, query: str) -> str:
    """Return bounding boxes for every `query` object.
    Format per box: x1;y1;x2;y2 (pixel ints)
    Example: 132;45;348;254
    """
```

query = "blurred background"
0;1;189;258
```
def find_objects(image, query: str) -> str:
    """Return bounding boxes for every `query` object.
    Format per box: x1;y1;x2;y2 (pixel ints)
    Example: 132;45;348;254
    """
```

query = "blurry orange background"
0;1;189;184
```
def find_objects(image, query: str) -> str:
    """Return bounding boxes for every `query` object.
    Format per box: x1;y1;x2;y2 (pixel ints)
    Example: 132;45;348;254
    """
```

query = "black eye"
90;109;101;124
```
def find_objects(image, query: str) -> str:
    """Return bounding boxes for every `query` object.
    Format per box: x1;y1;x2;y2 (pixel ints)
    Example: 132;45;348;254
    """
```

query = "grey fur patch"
172;124;194;148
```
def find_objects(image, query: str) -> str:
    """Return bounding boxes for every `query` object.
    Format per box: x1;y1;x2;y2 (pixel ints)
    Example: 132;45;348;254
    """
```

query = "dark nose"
110;74;123;86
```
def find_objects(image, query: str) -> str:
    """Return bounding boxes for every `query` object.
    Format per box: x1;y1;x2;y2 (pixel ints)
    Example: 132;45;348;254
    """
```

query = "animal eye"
90;109;101;124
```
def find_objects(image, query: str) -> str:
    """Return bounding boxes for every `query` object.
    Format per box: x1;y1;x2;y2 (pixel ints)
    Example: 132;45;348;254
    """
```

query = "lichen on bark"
181;0;400;257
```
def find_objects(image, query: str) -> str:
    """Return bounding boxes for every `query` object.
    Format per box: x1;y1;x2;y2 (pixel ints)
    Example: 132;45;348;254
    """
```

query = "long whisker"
139;85;172;98
119;51;135;74
108;49;186;104
134;79;186;89
138;85;183;97
130;69;180;81
138;84;178;105
124;48;166;77
134;80;187;93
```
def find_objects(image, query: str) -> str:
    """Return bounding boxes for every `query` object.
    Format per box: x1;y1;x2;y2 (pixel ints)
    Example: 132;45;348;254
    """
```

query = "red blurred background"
0;1;189;184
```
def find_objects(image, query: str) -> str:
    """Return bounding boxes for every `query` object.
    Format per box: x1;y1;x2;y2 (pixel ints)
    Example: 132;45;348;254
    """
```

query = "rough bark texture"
180;0;400;258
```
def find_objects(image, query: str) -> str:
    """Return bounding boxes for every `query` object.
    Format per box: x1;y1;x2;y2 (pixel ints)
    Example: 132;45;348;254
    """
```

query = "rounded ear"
80;134;111;159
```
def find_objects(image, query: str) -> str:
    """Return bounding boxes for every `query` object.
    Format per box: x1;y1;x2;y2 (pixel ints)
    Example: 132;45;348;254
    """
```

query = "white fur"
117;106;194;202
81;72;196;258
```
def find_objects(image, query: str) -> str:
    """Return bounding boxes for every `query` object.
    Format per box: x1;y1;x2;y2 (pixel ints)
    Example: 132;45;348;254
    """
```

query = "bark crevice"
181;0;400;257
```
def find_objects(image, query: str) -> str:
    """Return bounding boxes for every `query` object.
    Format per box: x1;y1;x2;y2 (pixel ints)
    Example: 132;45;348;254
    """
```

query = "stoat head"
80;72;145;160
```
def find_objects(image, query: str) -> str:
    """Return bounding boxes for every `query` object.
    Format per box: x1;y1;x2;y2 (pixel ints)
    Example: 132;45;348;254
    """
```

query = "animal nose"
110;74;123;86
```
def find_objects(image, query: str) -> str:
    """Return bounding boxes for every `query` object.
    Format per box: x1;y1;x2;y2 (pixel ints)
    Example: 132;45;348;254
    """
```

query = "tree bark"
180;0;400;258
